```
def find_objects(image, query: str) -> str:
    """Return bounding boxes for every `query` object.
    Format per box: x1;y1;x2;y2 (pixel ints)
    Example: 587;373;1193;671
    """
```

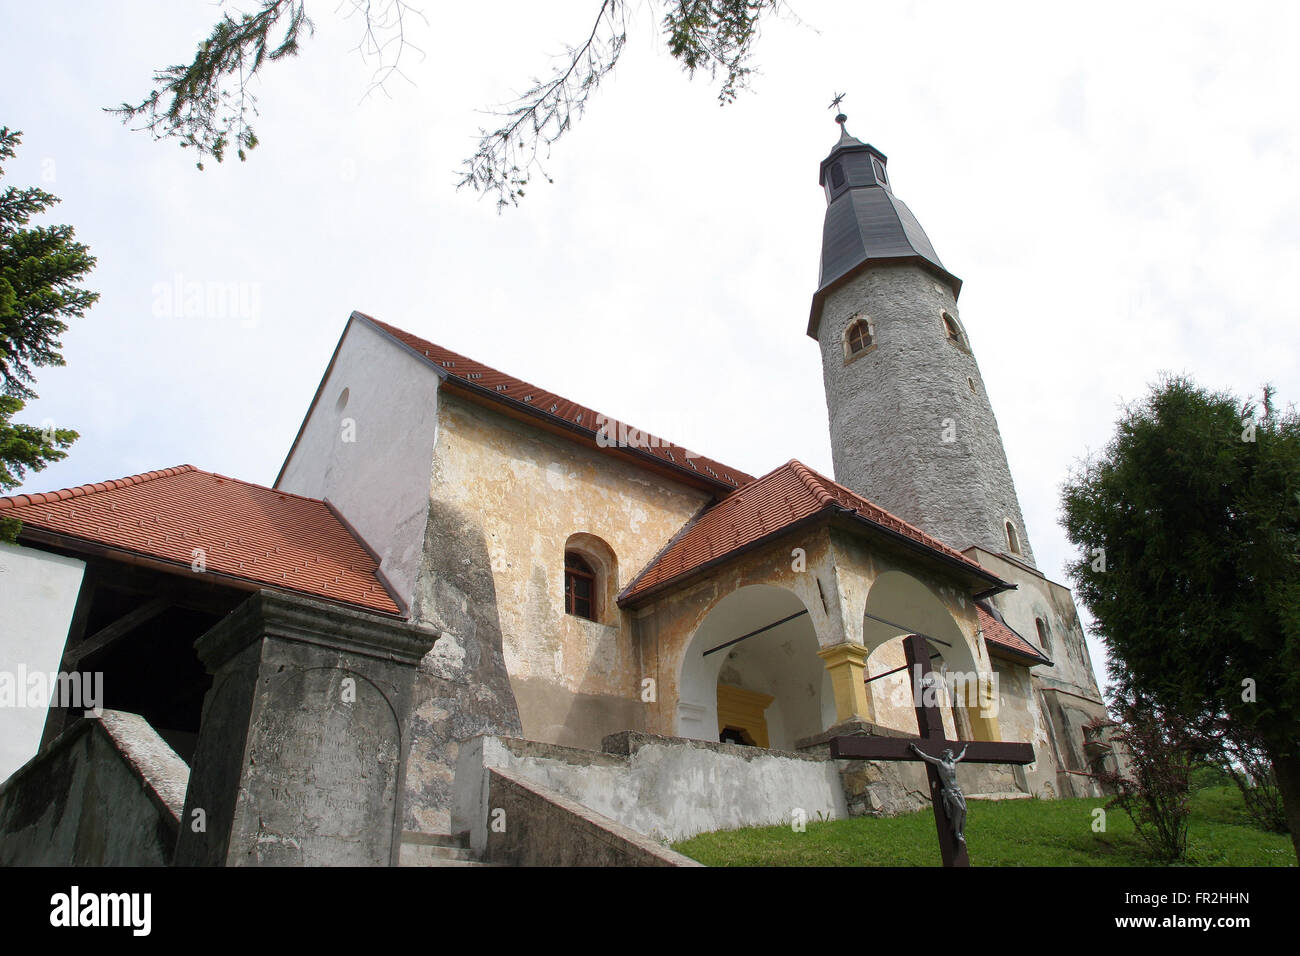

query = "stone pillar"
817;642;873;723
174;590;437;867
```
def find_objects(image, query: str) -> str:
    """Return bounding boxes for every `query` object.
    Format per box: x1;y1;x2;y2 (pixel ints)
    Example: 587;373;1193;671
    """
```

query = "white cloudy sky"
5;1;1299;690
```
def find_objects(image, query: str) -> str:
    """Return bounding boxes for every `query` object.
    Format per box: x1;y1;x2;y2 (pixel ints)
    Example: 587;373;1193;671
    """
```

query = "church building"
0;117;1115;865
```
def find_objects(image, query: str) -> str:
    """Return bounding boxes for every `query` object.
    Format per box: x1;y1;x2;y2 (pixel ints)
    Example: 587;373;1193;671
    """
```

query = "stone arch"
676;585;834;751
564;532;618;625
861;570;994;741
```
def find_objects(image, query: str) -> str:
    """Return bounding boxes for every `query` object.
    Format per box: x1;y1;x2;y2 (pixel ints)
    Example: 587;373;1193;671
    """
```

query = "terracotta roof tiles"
0;465;401;615
977;603;1050;665
620;459;996;604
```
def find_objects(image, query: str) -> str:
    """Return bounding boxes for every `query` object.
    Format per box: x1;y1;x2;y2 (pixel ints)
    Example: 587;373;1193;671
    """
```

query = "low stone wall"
483;767;699;867
453;727;1029;857
454;731;850;849
0;710;188;866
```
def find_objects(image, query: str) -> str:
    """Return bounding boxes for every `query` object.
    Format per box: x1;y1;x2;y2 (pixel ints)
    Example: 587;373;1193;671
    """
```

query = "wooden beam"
828;736;1035;764
66;597;170;666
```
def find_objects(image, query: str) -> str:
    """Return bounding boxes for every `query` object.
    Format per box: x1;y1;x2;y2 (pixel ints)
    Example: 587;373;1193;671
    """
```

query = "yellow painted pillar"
817;642;873;723
964;675;1002;741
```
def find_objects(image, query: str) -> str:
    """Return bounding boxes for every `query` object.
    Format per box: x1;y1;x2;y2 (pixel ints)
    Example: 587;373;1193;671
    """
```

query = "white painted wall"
0;543;85;781
277;317;442;611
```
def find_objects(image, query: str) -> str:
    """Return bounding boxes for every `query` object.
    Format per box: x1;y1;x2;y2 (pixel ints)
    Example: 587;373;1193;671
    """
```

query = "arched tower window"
830;163;845;189
564;552;597;620
942;311;964;346
1035;618;1050;651
1005;521;1021;555
847;319;872;354
843;316;875;363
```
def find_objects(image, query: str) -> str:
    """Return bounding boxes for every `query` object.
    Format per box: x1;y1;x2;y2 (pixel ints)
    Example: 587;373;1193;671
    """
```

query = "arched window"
1005;521;1021;555
564;552;597;620
942;311;964;345
847;319;872;355
1035;618;1050;650
830;163;845;189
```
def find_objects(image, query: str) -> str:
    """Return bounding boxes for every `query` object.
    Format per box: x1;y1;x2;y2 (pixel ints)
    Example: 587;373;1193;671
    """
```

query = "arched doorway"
677;585;833;751
861;570;995;741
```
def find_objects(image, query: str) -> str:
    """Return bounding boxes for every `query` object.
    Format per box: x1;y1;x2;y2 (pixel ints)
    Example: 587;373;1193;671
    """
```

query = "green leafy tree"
110;0;788;208
1061;375;1300;861
0;128;95;541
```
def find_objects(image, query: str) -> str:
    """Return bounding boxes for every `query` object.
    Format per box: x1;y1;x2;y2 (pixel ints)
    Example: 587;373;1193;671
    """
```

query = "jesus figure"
909;743;969;843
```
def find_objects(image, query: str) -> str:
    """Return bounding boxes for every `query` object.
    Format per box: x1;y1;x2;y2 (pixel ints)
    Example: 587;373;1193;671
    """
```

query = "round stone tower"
809;116;1036;567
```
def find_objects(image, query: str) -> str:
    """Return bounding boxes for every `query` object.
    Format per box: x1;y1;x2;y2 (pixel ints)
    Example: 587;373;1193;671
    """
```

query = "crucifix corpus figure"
828;633;1035;866
910;742;968;843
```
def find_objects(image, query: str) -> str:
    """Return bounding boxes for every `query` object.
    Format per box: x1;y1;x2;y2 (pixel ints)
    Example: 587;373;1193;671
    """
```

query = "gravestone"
173;590;437;866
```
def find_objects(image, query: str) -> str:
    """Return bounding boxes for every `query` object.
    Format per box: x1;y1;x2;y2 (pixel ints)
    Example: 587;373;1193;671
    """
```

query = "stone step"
400;830;470;849
398;831;499;867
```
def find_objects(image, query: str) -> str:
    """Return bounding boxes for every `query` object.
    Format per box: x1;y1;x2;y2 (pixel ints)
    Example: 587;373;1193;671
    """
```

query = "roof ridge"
359;312;756;489
0;464;197;512
785;459;838;507
202;469;338;507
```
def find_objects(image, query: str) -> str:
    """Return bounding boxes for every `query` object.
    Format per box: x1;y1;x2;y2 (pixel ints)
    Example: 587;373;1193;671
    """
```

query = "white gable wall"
277;317;441;612
0;543;85;781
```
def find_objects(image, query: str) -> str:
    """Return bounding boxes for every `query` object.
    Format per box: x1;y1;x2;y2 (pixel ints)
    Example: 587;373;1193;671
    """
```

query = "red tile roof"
977;603;1050;665
620;460;997;604
0;465;401;615
359;313;754;491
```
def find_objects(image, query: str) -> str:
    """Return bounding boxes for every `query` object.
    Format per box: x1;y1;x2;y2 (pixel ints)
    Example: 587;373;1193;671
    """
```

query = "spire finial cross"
828;92;848;127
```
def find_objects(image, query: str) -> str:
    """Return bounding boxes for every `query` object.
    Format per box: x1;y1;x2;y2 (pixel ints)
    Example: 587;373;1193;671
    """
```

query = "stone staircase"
398;831;497;867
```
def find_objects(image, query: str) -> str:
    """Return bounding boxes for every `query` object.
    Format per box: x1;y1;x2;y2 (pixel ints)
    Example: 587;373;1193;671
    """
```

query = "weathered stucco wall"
817;263;1036;566
402;390;714;833
277;317;441;611
0;711;187;866
424;391;713;748
0;542;85;782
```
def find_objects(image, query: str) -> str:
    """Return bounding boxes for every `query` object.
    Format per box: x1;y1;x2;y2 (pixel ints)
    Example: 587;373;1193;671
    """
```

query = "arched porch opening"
861;570;998;741
677;585;833;751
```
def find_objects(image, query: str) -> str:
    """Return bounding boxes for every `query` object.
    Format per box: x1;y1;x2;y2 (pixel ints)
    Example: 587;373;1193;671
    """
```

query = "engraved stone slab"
236;667;401;866
174;591;437;867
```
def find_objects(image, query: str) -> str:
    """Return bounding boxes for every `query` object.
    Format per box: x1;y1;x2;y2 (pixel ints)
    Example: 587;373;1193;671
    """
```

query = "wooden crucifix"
828;633;1035;867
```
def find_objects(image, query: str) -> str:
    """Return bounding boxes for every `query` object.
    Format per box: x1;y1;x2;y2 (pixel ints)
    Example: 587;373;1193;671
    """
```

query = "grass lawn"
671;786;1295;866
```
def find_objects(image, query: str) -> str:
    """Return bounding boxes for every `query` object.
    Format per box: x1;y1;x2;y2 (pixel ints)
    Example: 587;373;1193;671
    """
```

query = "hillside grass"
671;787;1294;867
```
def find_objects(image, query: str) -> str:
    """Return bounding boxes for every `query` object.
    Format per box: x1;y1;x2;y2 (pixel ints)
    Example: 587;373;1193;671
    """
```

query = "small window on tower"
1035;618;1050;651
847;319;872;355
830;163;845;189
942;312;964;345
1006;521;1021;555
565;551;597;621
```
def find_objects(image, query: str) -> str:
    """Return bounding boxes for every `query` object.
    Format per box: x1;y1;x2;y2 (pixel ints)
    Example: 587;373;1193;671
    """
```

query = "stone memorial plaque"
237;667;401;866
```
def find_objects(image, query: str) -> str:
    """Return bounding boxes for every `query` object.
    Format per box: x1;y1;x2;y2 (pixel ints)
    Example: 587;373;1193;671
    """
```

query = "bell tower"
809;112;1036;567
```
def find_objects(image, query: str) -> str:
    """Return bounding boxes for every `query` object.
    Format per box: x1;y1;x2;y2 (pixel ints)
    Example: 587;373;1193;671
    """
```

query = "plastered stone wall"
403;390;714;832
964;546;1110;796
277;318;442;610
0;711;187;866
817;264;1036;567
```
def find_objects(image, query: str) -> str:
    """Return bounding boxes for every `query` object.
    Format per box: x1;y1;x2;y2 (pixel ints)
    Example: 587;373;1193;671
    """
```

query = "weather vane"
828;92;847;125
